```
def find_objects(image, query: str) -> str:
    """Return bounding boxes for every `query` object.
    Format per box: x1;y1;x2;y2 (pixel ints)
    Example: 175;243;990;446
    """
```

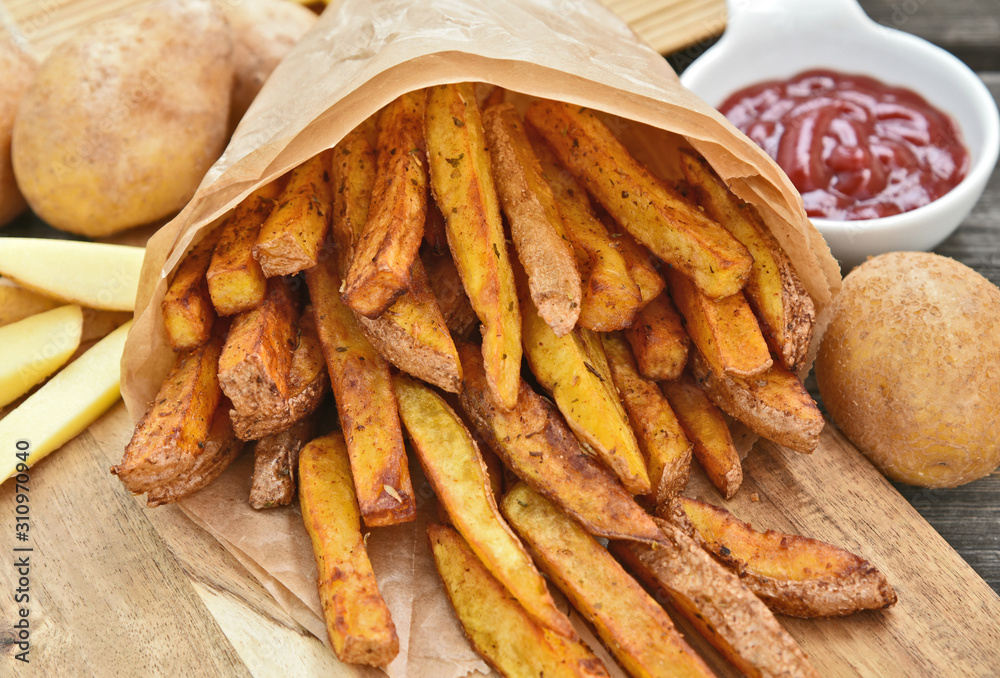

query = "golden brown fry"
614;227;665;307
423;193;450;255
422;251;479;338
482;84;505;109
484;103;581;336
426;82;521;409
329;116;378;275
679;149;816;371
307;256;416;527
429;524;610;678
255;151;333;277
612;519;820;678
299;432;399;666
663;497;898;618
601;332;691;505
161;227;221;351
623;289;690;381
665;267;772;378
207;180;282;316
456;341;662;544
501;484;715;678
343;91;428;317
393;374;574;639
0;281;59;327
661;374;742;499
526;100;752;299
249;416;315;509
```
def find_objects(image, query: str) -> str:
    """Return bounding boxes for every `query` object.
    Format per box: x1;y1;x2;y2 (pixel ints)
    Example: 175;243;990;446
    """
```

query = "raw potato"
11;0;234;236
0;36;36;228
0;305;82;408
817;252;1000;488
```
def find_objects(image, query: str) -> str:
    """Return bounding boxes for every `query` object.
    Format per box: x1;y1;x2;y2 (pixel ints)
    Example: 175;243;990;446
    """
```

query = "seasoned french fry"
679;149;816;371
249;416;315;510
207;181;282;316
422;251;478;339
690;351;824;454
426;82;521;409
255;151;333;277
601;332;691;506
307;255;416;527
663;497;898;618
526;100;752;299
611;519;821;678
665;267;772;378
501;484;715;678
0;280;59;327
484;103;581;336
343;91;428;317
299;432;399;666
623;289;690;381
161;227;221;351
614;227;665;307
329;116;378;275
456;341;662;544
393;374;575;639
661;374;742;499
429;524;610;678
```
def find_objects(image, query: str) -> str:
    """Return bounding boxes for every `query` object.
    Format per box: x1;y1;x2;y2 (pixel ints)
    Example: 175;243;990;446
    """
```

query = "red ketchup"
719;69;969;220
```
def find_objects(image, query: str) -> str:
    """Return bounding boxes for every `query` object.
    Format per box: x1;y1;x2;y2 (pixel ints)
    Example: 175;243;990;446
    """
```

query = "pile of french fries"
113;84;895;675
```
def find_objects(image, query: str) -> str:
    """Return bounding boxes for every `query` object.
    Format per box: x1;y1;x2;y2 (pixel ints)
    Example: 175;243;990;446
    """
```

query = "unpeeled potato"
0;36;36;228
11;0;234;236
816;252;1000;487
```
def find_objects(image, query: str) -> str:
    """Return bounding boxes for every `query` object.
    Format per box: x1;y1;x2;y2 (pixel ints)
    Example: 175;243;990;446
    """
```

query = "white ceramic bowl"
680;0;1000;269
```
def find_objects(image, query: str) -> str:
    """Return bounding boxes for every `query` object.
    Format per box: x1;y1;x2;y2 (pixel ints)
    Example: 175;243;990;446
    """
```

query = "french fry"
161;227;221;351
614;227;665;307
679;149;816;371
422;251;478;339
393;374;575;639
423;194;450;255
456;341;663;544
484;102;581;336
0;280;59;327
501;484;715;678
661;374;742;499
526;100;752;299
299;432;399;666
601;332;691;506
662;497;898;618
623;289;690;381
429;524;610;678
426;82;521;409
207;180;282;316
343;90;428;317
611;518;820;678
329;115;378;275
307;255;416;527
249;416;315;509
254;151;333;277
665;267;773;378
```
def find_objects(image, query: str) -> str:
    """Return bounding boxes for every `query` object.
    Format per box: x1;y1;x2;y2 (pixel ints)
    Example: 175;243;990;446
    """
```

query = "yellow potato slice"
0;305;82;408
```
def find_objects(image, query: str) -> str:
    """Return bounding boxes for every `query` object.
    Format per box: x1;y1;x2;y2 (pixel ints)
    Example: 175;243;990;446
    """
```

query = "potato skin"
816;252;1000;487
11;0;233;236
0;37;36;228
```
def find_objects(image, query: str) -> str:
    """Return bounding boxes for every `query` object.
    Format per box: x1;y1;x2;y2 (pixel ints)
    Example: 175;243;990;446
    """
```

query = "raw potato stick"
0;282;59;327
249;416;315;509
426;82;521;409
501;484;716;678
526;99;752;299
484;102;581;336
429;524;610;678
393;374;575;639
161;227;221;351
299;432;399;666
624;289;690;381
343;90;429;317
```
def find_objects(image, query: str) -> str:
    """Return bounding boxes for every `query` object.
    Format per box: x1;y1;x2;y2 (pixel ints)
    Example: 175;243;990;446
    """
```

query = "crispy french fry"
614;227;665;307
601;333;691;505
661;374;742;499
679;150;816;371
343;91;428;317
456;341;662;544
329;116;378;275
255;151;333;277
426;82;521;409
429;524;610;678
624;289;690;381
690;351;824;454
161;227;221;351
526;100;752;299
611;519;820;678
393;374;575;639
422;251;478;339
0;280;59;327
307;256;416;527
207;181;282;316
663;497;898;618
249;416;315;509
501;484;715;678
484;102;581;336
299;432;399;666
665;267;772;378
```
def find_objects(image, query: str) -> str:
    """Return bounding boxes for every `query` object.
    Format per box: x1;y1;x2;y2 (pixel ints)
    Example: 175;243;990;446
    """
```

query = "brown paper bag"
120;0;841;675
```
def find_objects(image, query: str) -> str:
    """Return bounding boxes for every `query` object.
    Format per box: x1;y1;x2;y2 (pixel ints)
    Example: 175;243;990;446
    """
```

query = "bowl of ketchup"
680;0;1000;268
